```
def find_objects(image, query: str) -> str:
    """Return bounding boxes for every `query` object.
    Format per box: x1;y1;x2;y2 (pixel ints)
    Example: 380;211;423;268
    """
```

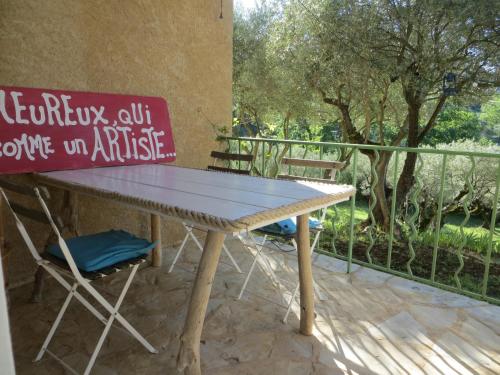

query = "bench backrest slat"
209;150;254;176
207;166;251;175
210;151;253;162
0;179;61;229
277;174;337;184
280;157;345;182
281;158;345;169
0;178;50;199
9;202;50;225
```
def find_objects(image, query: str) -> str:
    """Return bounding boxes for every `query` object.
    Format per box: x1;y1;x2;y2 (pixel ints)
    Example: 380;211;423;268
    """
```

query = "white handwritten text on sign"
0;86;176;174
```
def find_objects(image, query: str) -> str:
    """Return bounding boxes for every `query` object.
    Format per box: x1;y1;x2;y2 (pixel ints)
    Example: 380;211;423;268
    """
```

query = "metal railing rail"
221;136;500;305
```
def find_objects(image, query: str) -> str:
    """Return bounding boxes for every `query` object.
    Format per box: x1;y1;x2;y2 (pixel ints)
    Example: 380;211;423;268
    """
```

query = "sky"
235;0;257;10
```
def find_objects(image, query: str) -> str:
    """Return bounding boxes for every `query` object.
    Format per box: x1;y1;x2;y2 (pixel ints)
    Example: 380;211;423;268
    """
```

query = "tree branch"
417;95;447;143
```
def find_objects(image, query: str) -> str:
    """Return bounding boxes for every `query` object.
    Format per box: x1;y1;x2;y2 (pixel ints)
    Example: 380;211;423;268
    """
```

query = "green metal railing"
221;136;500;305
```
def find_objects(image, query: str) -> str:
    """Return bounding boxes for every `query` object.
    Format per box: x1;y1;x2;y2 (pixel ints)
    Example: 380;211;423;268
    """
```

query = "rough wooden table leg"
177;230;225;375
297;214;314;335
151;214;162;267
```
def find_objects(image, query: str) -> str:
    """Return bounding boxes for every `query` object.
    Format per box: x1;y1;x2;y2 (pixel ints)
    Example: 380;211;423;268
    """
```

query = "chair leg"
30;266;46;303
187;228;204;252
38;263;157;374
81;267;158;355
34;283;78;362
283;283;300;323
170;225;243;275
168;232;190;273
249;234;281;285
83;264;157;375
237;234;270;299
41;264;108;325
168;225;206;273
190;229;241;273
309;231;327;301
222;243;242;273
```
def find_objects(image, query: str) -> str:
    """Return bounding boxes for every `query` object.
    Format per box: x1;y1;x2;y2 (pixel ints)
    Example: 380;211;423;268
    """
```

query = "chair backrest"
207;151;254;175
279;157;345;183
0;179;84;280
0;179;53;227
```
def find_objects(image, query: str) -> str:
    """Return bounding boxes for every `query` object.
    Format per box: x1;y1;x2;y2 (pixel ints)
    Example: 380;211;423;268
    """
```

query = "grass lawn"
443;213;500;249
325;200;500;256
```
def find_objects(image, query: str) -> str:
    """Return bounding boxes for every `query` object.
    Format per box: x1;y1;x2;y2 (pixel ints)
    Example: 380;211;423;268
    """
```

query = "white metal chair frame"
168;150;252;275
168;223;242;273
236;157;344;322
168;228;289;301
237;207;329;323
0;187;158;375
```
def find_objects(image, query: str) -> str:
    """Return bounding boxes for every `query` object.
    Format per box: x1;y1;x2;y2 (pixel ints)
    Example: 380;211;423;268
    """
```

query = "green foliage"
233;0;500;241
233;2;319;136
339;139;500;212
417;140;500;212
480;95;500;127
234;0;499;144
480;94;500;141
322;199;500;257
418;224;500;257
423;105;482;146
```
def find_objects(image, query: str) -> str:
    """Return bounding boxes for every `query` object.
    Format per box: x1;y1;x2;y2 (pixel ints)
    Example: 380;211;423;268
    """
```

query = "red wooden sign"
0;86;176;174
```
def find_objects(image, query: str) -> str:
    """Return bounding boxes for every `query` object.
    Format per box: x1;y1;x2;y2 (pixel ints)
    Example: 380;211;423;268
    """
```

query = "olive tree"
271;0;499;229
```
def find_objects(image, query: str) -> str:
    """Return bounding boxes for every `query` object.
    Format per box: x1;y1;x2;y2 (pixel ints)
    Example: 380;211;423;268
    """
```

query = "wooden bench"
279;157;345;183
207;151;253;175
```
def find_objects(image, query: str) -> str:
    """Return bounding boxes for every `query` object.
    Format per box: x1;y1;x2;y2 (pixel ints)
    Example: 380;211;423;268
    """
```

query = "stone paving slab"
7;235;500;374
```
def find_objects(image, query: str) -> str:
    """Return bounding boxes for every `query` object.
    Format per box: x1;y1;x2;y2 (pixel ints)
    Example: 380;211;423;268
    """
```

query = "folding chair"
237;157;345;323
168;150;254;274
0;182;158;375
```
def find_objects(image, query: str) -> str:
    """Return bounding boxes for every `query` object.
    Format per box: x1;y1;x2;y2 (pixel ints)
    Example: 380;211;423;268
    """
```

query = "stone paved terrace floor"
7;234;500;374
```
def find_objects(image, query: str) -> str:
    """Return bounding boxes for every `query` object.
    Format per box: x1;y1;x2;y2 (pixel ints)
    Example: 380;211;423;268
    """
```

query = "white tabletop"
37;164;355;233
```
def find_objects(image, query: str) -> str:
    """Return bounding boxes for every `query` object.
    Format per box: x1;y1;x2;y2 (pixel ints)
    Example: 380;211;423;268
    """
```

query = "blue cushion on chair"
47;230;156;272
258;217;322;236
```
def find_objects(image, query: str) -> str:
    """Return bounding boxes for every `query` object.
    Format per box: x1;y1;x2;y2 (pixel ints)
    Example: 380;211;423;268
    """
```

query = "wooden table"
36;164;355;375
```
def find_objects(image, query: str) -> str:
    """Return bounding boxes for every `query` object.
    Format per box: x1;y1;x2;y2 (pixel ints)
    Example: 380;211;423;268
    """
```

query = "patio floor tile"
7;235;500;374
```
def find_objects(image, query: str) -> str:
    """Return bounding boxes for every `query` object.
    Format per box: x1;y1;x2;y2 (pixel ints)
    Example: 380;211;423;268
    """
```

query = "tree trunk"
396;100;420;207
371;151;392;231
322;95;393;230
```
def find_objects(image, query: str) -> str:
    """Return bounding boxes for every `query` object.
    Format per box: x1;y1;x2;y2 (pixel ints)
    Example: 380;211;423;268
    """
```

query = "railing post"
387;151;400;269
406;153;423;277
453;156;475;289
347;148;358;273
261;140;265;177
431;154;447;282
366;150;380;264
238;139;242;171
319;145;324;179
249;139;256;172
482;159;500;297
